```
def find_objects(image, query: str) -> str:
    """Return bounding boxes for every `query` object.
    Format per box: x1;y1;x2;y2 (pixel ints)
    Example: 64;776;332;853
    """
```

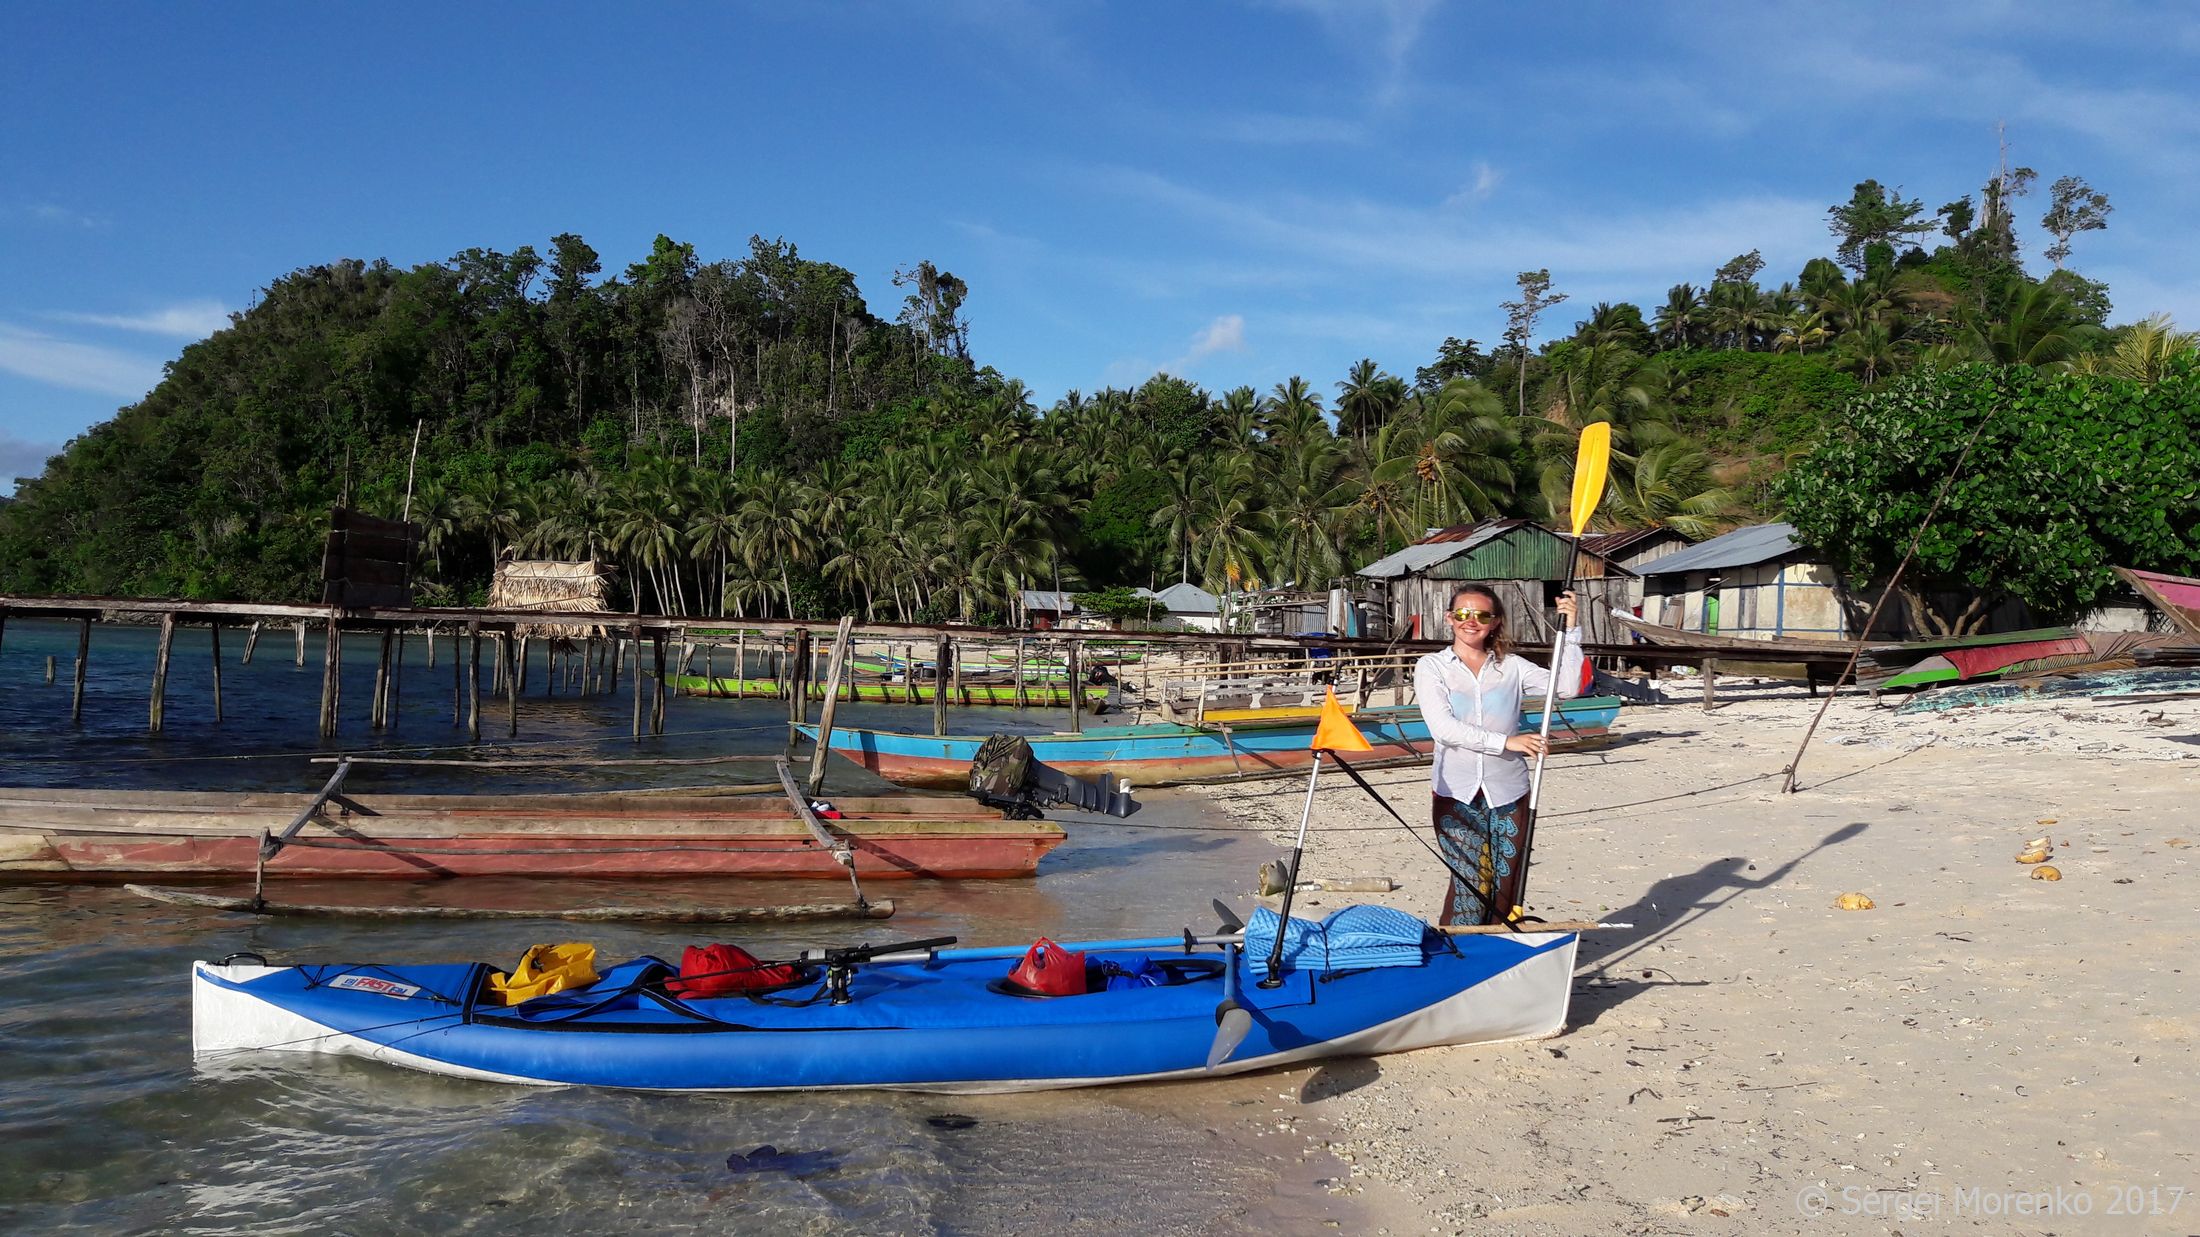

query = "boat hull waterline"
190;932;1579;1093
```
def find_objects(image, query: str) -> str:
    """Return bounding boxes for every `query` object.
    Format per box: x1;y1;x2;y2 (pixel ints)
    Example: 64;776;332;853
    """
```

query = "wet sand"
1195;681;2199;1235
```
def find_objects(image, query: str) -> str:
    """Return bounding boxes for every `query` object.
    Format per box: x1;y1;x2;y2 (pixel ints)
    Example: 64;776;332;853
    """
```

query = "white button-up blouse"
1413;629;1585;808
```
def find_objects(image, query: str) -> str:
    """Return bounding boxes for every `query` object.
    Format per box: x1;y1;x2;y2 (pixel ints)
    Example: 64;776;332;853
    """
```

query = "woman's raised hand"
1555;589;1579;628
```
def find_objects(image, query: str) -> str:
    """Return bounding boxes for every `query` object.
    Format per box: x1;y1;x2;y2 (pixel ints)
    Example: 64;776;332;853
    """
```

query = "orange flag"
1310;688;1375;752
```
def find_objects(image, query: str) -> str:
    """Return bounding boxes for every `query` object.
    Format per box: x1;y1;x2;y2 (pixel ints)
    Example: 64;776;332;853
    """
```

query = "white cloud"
1083;162;1828;288
17;202;102;229
0;325;164;399
0;434;62;493
52;300;233;339
1444;161;1503;208
1167;314;1247;371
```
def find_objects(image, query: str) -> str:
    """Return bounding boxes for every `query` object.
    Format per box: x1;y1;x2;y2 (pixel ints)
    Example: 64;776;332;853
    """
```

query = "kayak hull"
191;932;1579;1093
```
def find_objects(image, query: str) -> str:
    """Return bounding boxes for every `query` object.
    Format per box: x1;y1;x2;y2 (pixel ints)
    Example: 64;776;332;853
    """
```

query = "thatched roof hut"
489;559;616;639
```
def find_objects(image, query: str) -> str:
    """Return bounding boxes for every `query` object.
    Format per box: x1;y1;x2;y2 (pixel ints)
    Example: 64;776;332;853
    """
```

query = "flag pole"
1259;751;1324;989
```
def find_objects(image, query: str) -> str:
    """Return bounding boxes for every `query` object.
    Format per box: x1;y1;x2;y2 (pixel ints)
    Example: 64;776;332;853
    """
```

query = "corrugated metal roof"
1134;582;1221;613
1579;527;1688;559
1020;589;1078;611
1633;523;1806;576
1355;522;1514;579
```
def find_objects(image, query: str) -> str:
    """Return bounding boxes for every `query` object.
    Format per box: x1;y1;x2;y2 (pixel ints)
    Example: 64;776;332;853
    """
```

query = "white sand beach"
1196;681;2199;1235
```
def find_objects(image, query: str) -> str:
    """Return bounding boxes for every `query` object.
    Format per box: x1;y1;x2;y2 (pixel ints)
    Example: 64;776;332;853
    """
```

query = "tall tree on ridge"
1501;269;1567;419
2040;175;2112;269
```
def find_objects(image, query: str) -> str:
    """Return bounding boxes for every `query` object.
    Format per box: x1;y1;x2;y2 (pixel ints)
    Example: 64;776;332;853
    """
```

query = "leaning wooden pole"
1781;408;1998;793
806;616;856;795
241;620;260;665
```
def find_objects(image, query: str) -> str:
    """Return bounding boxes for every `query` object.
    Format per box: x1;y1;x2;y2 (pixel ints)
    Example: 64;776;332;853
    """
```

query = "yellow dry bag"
486;942;599;1005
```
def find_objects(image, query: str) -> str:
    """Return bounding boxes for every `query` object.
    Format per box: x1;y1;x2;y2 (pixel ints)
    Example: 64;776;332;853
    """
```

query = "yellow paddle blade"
1568;422;1613;535
1309;688;1374;752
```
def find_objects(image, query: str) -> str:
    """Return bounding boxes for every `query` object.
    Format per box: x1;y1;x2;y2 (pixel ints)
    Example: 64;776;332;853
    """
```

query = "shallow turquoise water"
0;619;1356;1234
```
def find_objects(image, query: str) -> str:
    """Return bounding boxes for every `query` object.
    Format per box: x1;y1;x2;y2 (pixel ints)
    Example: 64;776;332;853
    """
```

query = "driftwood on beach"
124;883;894;922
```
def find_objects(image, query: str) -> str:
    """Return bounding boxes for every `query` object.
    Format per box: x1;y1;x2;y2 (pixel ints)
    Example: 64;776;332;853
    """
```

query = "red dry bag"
1007;938;1089;996
666;943;803;998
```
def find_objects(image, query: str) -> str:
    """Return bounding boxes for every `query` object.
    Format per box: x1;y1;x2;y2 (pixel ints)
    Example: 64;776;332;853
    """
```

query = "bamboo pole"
241;620;260;665
209;622;223;722
71;618;89;724
467;621;481;741
148;612;174;733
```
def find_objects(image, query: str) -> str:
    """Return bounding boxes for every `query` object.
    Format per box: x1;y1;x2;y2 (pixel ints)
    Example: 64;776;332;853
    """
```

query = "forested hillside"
0;172;2178;624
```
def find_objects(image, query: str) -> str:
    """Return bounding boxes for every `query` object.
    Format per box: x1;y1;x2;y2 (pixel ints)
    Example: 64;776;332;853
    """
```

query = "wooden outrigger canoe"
798;697;1624;791
0;785;1062;881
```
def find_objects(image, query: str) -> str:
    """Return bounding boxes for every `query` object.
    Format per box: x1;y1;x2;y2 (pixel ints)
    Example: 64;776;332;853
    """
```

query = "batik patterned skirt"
1431;792;1529;927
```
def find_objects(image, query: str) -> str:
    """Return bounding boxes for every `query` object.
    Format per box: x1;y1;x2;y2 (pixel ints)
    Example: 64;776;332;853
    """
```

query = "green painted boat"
669;675;1078;706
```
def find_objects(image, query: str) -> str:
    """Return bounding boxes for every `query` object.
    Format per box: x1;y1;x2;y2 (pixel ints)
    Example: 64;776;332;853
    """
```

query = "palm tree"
1265;440;1358;587
684;470;743;616
738;473;808;617
1268;377;1327;456
1413;380;1517;525
1971;284;2081;368
1335;360;1405;447
2072;313;2199;384
1602;440;1734;539
1773;308;1832;355
1834;321;1901;384
408;477;461;577
1148;460;1203;583
1654;284;1706;350
458;471;522;567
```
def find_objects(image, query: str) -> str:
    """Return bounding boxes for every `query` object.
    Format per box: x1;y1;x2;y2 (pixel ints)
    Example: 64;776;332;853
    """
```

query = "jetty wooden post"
734;632;747;696
241;620;261;665
516;636;530;694
148;612;175;733
45;655;55;684
629;623;645;738
546;642;558;698
502;627;519;737
651;631;668;734
931;636;951;736
209;622;223;722
1702;658;1718;712
390;627;405;727
466;621;481;741
949;642;963;707
452;626;463;724
294;620;306;667
322;612;344;737
1014;637;1028;708
425;627;436;669
0;606;6;661
806;617;856;795
370;629;391;729
1067;640;1084;734
71;618;89;723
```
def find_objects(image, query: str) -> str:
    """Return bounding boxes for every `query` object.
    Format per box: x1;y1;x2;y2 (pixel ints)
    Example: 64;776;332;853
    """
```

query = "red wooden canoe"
0;786;1062;881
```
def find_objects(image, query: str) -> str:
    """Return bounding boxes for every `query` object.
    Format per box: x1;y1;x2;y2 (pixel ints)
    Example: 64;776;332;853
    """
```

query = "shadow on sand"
1562;821;1870;1028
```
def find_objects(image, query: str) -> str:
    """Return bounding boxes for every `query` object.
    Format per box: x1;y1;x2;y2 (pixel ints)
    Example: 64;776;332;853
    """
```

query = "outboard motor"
968;734;1139;820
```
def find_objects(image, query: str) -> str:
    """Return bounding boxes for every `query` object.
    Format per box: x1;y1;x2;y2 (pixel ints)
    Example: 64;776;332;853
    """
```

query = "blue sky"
4;2;2196;490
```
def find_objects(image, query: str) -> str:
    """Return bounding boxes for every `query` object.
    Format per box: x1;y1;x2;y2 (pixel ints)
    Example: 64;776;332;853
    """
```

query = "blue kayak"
192;909;1580;1093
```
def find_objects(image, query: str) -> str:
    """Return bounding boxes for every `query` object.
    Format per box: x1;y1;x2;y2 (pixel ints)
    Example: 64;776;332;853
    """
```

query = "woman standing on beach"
1413;585;1584;926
